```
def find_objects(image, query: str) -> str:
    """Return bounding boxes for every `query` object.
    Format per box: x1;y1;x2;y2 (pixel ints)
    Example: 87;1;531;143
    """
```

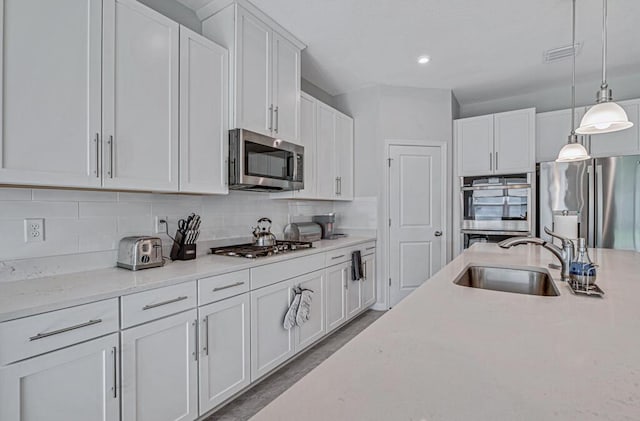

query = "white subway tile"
80;202;151;218
0;201;78;219
32;189;117;202
0;188;32;201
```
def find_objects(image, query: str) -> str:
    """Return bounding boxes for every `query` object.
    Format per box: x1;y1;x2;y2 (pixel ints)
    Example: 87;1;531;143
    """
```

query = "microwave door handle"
292;154;298;181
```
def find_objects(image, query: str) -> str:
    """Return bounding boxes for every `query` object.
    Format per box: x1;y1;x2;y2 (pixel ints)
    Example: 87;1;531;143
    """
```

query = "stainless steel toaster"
283;222;322;242
117;236;164;270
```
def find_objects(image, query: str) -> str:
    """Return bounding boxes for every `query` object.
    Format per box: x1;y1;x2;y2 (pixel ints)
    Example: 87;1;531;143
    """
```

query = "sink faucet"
498;227;574;282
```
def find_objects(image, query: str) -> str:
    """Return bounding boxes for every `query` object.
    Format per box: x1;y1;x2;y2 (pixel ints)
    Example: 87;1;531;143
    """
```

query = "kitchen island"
252;243;640;421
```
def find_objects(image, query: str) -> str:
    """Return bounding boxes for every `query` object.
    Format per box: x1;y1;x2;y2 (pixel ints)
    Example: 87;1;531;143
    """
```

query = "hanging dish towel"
283;289;302;330
296;289;314;326
351;250;362;281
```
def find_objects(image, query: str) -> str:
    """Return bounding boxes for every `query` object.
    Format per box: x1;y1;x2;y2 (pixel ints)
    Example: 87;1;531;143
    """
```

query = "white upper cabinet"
0;0;102;188
179;26;229;194
335;112;354;199
316;102;338;199
456;108;535;176
102;0;179;191
272;33;300;142
493;108;535;174
296;92;317;197
202;2;304;143
536;109;573;163
588;100;640;157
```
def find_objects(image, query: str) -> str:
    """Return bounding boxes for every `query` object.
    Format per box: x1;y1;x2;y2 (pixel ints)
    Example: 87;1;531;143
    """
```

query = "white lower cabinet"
361;252;377;308
0;333;120;421
198;293;250;415
250;279;295;382
294;270;326;352
346;268;362;320
325;261;349;333
121;310;198;421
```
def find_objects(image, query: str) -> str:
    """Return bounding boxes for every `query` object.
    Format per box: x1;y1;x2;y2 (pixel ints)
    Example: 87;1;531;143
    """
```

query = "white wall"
334;85;454;309
459;72;640;117
0;188;333;282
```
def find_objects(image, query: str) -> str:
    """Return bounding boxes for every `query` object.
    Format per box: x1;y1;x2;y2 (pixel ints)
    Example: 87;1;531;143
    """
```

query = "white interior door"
389;144;445;307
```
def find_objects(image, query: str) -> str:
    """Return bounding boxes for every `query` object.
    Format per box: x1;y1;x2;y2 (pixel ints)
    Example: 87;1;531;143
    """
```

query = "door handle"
434;231;443;237
112;346;118;399
94;133;100;178
107;135;114;178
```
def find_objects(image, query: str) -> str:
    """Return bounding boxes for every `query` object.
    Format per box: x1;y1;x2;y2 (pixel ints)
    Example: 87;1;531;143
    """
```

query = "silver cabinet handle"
335;177;340;195
489;152;492;171
435;230;443;237
107;135;114;178
202;316;209;356
94;133;100;178
112;346;118;398
192;320;198;361
495;152;498;171
363;261;367;281
274;106;279;133
365;246;376;251
142;295;188;310
331;254;345;260
338;177;342;195
268;105;273;131
213;281;245;292
29;319;103;341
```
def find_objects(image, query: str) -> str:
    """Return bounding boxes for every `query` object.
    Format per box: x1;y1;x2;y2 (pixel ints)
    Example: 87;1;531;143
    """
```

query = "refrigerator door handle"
595;164;603;248
587;164;595;248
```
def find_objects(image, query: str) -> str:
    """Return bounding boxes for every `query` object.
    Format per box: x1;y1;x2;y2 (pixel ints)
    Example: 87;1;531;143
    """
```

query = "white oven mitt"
296;289;314;326
283;289;302;330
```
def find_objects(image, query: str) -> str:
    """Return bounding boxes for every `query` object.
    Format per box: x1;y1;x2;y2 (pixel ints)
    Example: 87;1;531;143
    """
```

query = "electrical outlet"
24;218;45;243
155;216;168;234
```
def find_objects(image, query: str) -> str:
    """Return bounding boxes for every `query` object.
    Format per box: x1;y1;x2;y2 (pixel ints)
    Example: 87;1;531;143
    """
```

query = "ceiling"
178;0;640;105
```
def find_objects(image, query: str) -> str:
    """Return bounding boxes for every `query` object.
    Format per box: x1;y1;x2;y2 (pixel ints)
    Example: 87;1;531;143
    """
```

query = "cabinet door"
293;92;317;198
102;0;179;191
588;101;640;157
361;253;376;308
316;103;337;199
335;113;354;200
0;333;119;421
456;115;494;176
536;109;573;163
272;33;300;143
198;293;250;415
0;0;102;188
493;108;535;174
179;26;229;194
325;262;348;333
236;7;272;137
121;310;197;421
346;267;362;320
250;279;295;382
294;269;326;352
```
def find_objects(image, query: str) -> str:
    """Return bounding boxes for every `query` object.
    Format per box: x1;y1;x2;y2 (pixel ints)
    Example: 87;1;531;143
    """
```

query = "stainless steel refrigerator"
538;155;640;251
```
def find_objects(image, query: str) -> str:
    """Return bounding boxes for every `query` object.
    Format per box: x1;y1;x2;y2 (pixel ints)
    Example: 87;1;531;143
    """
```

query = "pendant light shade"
576;101;633;134
556;0;590;163
577;0;633;135
556;139;591;162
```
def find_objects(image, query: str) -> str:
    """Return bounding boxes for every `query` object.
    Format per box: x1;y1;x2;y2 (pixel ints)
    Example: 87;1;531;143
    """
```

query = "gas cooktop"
210;240;313;259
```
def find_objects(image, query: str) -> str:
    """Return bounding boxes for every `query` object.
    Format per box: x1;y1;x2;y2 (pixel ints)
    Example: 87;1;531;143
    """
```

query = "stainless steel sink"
453;265;559;297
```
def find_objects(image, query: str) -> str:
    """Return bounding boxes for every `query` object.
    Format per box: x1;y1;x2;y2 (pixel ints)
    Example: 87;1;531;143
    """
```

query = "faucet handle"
543;226;574;247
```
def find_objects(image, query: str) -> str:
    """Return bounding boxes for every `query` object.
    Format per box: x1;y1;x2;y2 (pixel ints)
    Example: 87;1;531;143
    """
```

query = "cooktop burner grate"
210;240;313;259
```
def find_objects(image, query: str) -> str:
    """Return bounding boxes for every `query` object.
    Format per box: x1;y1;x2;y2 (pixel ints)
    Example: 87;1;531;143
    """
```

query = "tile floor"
206;309;385;421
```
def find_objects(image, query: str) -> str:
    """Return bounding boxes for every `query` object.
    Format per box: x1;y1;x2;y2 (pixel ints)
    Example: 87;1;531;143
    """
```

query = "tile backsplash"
0;188;377;282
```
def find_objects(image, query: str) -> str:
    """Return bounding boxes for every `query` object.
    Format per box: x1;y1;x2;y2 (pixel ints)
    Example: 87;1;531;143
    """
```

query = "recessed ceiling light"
417;55;430;65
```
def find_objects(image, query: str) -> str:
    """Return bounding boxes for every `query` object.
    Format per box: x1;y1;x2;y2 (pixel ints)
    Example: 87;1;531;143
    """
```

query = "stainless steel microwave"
228;129;304;192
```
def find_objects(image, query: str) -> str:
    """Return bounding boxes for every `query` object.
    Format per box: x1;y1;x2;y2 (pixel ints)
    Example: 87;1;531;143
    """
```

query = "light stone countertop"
252;243;640;421
0;237;375;322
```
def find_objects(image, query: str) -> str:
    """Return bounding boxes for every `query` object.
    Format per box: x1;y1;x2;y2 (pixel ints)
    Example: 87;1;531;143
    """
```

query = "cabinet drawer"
198;270;250;306
0;298;119;365
358;242;376;256
325;248;351;265
121;281;197;329
251;253;325;290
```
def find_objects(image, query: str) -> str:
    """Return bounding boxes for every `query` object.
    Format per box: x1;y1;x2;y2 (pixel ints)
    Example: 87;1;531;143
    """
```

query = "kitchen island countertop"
252;243;640;421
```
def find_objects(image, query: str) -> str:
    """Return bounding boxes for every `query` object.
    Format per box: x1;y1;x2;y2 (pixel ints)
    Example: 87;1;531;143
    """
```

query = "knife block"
170;230;197;261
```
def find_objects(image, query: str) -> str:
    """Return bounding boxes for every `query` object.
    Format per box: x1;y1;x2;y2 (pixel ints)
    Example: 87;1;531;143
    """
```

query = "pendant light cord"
571;0;576;135
601;0;608;88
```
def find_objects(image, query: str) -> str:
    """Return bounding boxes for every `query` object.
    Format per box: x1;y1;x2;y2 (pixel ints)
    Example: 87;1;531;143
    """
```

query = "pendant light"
576;0;633;135
557;0;591;162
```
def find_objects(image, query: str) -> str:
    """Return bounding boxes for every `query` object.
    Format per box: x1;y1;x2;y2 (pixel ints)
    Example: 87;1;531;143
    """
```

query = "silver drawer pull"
29;319;103;341
331;254;345;260
213;281;245;292
142;296;188;310
365;246;376;251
